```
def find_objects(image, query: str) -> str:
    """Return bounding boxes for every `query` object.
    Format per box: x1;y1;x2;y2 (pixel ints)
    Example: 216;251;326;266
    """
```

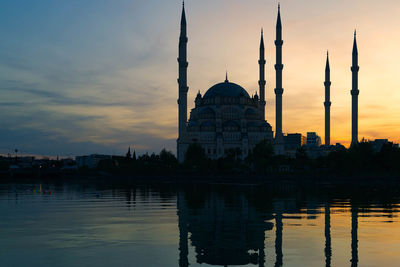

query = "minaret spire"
326;51;330;71
351;31;359;146
260;28;264;49
324;51;332;146
177;2;189;163
181;1;186;26
259;28;266;120
277;3;282;29
274;4;284;143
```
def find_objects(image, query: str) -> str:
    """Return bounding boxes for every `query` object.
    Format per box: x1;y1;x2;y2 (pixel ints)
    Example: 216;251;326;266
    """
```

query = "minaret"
259;29;266;121
177;2;188;161
351;31;359;146
274;4;284;141
324;52;332;146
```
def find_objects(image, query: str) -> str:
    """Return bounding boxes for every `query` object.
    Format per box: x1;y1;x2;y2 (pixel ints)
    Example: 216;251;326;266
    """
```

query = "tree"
184;143;208;172
160;149;178;169
250;140;274;174
126;147;131;159
294;146;309;171
348;139;374;171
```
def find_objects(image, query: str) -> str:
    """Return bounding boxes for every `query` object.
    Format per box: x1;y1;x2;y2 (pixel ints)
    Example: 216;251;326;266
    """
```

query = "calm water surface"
1;181;400;267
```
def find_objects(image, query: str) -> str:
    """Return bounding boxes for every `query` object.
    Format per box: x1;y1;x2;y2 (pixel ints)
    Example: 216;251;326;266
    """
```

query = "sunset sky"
1;0;400;157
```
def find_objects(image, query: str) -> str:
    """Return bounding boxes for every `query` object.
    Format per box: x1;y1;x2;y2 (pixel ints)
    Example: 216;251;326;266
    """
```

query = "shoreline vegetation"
1;140;400;185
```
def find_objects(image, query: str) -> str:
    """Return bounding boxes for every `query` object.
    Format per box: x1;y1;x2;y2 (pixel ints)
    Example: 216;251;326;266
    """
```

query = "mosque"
176;3;360;162
176;4;279;163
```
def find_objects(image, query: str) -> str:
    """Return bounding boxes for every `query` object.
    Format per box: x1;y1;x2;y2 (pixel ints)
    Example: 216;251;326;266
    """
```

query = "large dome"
203;80;250;99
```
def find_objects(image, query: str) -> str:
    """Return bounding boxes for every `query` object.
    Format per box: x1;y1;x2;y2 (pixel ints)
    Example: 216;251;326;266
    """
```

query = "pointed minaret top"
277;4;282;28
260;28;264;49
225;71;229;82
325;50;330;71
353;30;358;54
181;1;186;25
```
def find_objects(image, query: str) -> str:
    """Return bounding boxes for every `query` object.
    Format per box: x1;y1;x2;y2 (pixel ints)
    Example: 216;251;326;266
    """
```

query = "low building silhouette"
306;132;322;147
76;154;111;169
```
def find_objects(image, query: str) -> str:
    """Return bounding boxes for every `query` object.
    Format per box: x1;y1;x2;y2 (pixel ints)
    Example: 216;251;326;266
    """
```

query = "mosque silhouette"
176;3;360;162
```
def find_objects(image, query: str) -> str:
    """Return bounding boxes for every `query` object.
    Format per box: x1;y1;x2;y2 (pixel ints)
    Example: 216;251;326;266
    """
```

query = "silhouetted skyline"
1;0;400;156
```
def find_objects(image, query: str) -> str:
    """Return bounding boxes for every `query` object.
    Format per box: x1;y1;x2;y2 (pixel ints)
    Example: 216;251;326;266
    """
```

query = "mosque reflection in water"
176;186;361;267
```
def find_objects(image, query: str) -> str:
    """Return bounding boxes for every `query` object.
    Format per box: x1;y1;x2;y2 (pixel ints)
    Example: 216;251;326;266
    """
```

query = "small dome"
203;80;250;99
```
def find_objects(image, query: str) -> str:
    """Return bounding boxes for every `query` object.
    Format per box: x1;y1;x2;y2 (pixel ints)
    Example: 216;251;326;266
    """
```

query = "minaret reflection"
324;203;332;267
351;203;359;267
177;189;274;267
274;210;283;267
178;192;189;267
125;189;136;210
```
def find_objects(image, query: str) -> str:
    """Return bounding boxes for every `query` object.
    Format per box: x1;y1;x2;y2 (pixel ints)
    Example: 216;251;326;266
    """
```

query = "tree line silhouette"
95;139;400;178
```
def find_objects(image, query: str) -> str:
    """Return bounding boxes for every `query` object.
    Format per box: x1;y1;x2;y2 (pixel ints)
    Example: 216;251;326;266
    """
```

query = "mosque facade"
176;3;283;162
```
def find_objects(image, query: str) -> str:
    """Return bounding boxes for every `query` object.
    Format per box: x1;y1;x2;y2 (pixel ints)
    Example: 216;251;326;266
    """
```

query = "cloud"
0;109;175;157
0;76;177;156
1;84;131;107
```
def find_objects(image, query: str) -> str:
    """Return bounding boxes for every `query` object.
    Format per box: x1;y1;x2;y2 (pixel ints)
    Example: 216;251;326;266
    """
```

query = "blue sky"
1;0;400;157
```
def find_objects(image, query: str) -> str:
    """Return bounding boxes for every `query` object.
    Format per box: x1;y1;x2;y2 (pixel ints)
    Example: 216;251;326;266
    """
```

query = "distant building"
368;139;400;152
334;143;346;150
60;158;78;171
283;133;306;158
306;132;321;148
76;154;111;169
284;133;306;151
369;139;389;152
16;156;35;168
